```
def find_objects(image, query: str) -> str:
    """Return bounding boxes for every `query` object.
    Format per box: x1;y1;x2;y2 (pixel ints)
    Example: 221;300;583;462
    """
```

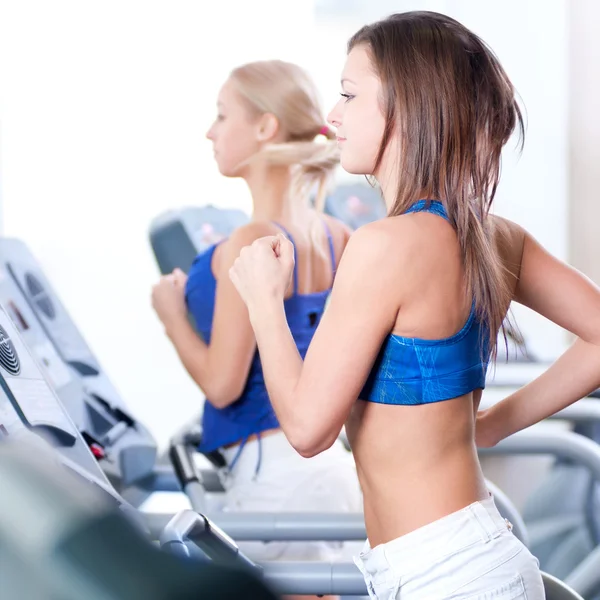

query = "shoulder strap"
270;222;298;294
321;219;336;274
405;200;449;222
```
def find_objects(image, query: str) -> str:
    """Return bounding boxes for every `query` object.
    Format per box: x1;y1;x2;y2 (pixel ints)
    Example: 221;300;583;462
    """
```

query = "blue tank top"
360;200;490;406
185;221;337;455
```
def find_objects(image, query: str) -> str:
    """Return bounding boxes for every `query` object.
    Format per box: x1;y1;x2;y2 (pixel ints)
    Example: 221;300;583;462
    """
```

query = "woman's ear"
256;112;280;142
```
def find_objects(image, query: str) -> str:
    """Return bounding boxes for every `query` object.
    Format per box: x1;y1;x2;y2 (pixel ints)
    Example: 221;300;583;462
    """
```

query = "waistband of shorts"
357;496;511;578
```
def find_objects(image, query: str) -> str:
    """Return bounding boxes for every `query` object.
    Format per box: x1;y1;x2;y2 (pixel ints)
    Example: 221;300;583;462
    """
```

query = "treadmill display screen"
1;297;73;393
0;306;77;440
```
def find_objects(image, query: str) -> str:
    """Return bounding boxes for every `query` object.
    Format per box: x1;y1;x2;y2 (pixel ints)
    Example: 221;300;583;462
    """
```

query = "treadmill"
0;302;277;599
0;302;588;598
0;239;159;506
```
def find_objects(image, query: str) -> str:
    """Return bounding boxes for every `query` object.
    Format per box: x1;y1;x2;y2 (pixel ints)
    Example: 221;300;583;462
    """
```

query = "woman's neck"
244;164;311;224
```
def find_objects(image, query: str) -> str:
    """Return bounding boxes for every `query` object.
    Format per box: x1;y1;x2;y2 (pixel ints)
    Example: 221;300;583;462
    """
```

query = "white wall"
569;0;600;283
0;0;571;449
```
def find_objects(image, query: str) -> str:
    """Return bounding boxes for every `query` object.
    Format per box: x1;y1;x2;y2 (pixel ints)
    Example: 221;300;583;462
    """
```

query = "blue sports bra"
185;220;337;458
359;200;490;406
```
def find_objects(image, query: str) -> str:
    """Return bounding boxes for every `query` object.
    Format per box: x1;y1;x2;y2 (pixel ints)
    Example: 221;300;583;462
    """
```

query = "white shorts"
354;496;545;600
218;431;363;562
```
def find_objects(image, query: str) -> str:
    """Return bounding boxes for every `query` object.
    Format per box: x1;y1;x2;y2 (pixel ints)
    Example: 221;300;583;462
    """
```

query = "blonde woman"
152;60;361;600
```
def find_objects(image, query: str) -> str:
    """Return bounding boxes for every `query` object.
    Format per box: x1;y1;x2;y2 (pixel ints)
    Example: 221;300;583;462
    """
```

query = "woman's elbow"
203;379;245;409
289;429;336;458
295;445;323;459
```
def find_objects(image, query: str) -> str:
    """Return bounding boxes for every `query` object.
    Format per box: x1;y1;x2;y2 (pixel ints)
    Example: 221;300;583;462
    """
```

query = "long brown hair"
349;11;524;360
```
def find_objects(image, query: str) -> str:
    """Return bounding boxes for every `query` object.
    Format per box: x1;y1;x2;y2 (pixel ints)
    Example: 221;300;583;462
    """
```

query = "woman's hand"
151;268;188;328
229;233;294;313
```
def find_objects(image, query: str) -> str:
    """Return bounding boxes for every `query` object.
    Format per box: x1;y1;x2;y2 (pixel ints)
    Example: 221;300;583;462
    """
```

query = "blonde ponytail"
259;135;340;255
258;136;340;210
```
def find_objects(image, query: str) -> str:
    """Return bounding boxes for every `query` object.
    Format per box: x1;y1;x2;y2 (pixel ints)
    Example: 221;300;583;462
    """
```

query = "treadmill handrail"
262;561;367;597
262;564;581;598
551;399;600;423
564;541;600;598
144;474;529;546
148;511;367;542
480;396;600;424
480;429;600;482
159;509;258;572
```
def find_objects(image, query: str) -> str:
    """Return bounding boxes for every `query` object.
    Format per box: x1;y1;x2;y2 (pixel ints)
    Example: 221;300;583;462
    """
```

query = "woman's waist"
356;443;486;545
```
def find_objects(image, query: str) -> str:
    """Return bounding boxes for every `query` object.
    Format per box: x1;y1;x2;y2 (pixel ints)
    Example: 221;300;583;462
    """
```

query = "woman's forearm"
485;338;600;443
249;300;307;438
164;317;211;391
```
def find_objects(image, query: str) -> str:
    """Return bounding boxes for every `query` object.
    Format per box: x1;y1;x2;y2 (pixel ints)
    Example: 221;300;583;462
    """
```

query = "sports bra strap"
271;219;337;292
405;199;449;222
321;219;336;274
270;221;298;294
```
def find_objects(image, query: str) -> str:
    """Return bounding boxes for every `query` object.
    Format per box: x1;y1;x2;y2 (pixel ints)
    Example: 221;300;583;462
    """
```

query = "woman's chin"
340;155;372;177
